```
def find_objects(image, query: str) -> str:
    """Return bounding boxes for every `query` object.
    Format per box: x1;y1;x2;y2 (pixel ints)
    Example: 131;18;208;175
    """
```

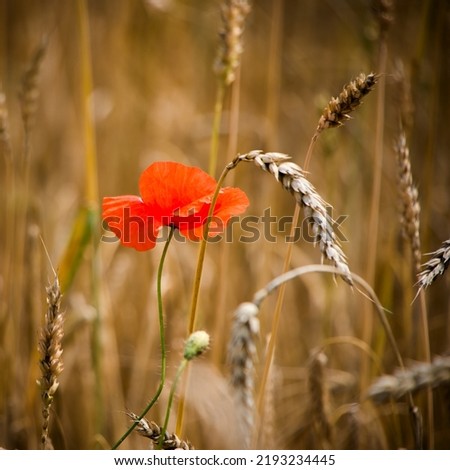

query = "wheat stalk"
237;150;352;284
395;132;421;272
37;276;64;450
417;238;450;290
367;356;450;404
126;412;193;450
227;301;260;448
395;130;433;448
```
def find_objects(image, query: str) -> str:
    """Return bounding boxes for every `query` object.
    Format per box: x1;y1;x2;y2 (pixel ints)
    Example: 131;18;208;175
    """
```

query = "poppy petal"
139;161;217;219
102;196;160;251
177;187;249;239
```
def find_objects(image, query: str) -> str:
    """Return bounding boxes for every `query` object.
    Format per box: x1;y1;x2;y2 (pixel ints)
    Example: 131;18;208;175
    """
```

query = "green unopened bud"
183;330;210;360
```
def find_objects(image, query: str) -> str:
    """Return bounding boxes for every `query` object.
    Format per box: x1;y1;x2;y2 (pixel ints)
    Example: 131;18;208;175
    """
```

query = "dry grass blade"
417;238;450;290
227;301;259;448
214;0;251;86
395;131;421;272
316;73;378;135
238;150;352;284
38;276;64;450
367;356;450;404
126;412;193;450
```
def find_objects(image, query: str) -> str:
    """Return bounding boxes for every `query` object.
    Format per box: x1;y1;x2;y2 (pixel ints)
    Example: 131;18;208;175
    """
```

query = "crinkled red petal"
139;161;217;218
177;187;250;239
102;196;160;251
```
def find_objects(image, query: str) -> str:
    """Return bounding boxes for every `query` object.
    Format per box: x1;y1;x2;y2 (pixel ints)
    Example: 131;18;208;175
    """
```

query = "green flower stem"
112;227;175;450
158;358;188;449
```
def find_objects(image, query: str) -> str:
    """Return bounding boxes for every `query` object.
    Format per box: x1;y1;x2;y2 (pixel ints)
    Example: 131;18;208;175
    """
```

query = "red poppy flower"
102;161;249;251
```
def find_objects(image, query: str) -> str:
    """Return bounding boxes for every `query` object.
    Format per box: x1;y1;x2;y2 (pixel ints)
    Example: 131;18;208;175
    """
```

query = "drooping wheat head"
237;150;352;284
367;355;450;404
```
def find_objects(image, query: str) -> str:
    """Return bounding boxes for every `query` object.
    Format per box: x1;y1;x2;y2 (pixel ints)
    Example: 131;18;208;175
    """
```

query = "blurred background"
0;0;449;449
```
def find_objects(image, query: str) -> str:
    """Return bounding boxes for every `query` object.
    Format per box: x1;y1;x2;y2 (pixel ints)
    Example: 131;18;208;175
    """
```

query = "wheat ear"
417;238;450;290
126;413;193;450
371;0;394;39
38;277;64;450
315;73;378;135
238;150;352;284
227;302;260;448
367;355;450;404
0;90;11;159
395;132;421;272
308;350;333;449
19;38;47;139
214;0;251;86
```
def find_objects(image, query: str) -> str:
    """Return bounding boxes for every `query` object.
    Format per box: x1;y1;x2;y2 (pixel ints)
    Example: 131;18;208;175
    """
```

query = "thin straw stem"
256;203;299;418
208;82;225;178
253;262;421;447
212;67;242;365
77;0;103;436
187;162;237;335
361;35;387;392
177;156;243;435
256;132;315;427
252;265;404;372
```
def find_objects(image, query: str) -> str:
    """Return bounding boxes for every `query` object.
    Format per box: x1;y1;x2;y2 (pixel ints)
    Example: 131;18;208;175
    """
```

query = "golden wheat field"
1;0;449;451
